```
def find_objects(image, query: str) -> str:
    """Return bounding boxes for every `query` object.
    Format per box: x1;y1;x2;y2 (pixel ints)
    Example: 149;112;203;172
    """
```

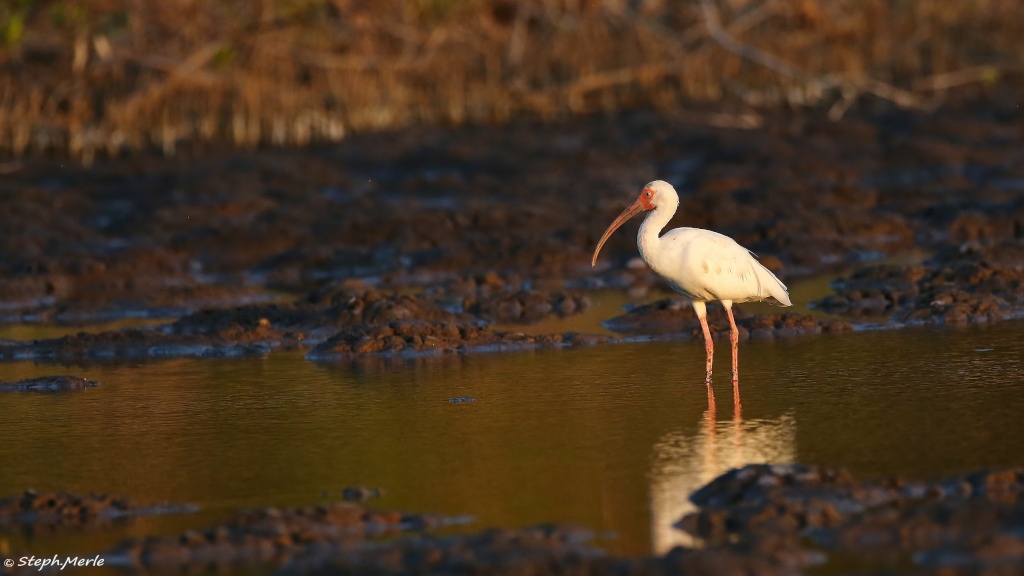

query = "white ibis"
592;180;791;384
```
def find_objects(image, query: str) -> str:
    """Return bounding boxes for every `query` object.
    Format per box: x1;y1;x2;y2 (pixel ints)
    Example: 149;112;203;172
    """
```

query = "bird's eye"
645;191;651;197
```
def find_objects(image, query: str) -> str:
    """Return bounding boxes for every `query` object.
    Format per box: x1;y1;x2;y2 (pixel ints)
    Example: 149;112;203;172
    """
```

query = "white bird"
592;180;791;384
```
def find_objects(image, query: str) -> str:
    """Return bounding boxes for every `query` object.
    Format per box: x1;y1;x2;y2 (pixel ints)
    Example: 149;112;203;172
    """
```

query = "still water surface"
2;291;1024;560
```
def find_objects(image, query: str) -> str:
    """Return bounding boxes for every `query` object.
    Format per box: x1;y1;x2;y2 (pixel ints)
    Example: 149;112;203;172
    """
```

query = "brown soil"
0;281;276;325
815;239;1024;325
277;526;816;576
0;281;463;360
103;501;811;576
0;108;1019;319
0;328;284;362
0;280;615;361
306;320;612;360
606;299;852;340
429;273;593;323
679;464;1024;575
106;502;461;573
2;107;1024;354
71;464;1024;576
470;290;591;323
0;297;854;363
0;270;891;362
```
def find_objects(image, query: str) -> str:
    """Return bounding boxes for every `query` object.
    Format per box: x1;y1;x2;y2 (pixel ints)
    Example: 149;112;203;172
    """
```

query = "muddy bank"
0;307;850;364
3;108;1024;324
679;464;1024;574
0;491;196;536
104;502;809;576
0;281;612;362
280;465;1024;576
0;279;859;362
0;282;464;361
306;321;612;361
106;502;465;573
276;526;815;576
79;464;1024;576
428;273;592;323
606;299;852;340
0;375;99;393
815;239;1024;325
0;277;277;325
0;328;282;362
302;304;853;360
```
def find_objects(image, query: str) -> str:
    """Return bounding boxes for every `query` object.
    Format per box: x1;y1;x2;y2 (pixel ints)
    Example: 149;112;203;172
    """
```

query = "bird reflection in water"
647;381;796;554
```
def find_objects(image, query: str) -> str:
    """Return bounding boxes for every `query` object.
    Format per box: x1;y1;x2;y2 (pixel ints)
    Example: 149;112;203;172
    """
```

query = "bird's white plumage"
635;181;791;307
590;179;790;383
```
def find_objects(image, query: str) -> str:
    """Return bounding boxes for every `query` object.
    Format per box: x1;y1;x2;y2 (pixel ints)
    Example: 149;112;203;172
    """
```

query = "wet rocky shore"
815;239;1024;326
3;465;1021;576
0;278;851;363
2;107;1024;360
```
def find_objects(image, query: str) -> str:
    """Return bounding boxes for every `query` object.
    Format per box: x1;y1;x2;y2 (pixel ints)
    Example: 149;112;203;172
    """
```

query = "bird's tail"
752;260;792;306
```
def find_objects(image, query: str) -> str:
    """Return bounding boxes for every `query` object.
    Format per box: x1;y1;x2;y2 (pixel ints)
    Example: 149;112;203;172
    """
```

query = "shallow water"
2;291;1024;563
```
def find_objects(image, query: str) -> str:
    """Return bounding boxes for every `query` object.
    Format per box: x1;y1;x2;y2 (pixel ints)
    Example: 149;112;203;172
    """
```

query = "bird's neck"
637;201;677;261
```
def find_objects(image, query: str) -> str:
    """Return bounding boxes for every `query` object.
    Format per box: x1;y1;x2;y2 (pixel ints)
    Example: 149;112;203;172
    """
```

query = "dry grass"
0;0;1021;163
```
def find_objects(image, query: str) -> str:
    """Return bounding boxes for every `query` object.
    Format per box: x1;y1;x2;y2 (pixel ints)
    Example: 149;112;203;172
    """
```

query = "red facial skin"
638;188;656;210
591;188;657;266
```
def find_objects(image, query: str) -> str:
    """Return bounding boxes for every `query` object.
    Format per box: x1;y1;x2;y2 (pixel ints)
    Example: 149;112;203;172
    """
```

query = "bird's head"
591;181;677;267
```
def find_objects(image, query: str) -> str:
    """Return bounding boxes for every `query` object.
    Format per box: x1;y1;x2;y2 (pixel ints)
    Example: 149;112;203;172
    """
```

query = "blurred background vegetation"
0;0;1020;163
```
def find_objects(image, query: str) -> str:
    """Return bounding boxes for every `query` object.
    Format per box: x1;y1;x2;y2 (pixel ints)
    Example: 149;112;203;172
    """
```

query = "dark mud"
0;282;469;361
275;526;815;576
0;375;99;393
0;491;196;536
815;239;1024;325
0;281;860;362
0;280;614;362
305;321;612;361
105;502;463;573
0;328;283;362
3;108;1024;325
679;464;1024;575
470;290;591;324
101;502;810;576
55;464;1022;576
606;300;852;340
0;277;276;325
425;273;592;322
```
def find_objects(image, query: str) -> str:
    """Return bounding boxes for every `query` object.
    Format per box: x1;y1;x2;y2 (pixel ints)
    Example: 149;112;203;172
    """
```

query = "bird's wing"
676;230;791;305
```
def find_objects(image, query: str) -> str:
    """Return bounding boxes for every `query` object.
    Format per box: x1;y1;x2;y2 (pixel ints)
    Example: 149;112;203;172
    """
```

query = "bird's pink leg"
725;306;739;384
698;314;714;384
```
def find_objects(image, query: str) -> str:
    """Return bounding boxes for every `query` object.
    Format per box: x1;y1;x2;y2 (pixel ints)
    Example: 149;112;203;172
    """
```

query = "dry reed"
0;0;1021;164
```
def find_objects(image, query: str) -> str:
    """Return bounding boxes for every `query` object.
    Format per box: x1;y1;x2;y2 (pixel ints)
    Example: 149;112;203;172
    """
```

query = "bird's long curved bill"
591;201;644;266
